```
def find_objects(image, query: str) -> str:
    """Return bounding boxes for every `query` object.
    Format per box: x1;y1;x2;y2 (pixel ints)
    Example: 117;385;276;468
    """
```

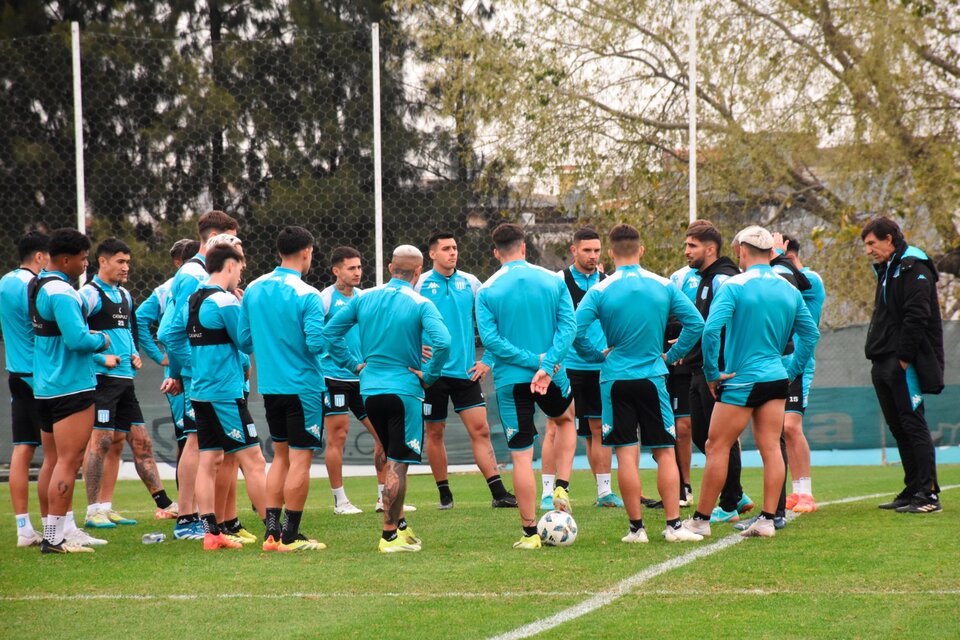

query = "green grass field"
2;465;958;639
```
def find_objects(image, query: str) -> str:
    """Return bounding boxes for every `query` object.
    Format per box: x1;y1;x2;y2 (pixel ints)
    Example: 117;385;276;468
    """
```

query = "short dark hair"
608;223;641;257
685;220;722;250
17;231;49;263
428;231;456;248
96;238;132;260
277;226;315;257
205;243;244;274
48;228;91;259
860;216;904;245
491;223;525;253
170;239;200;262
331;246;361;267
197;210;239;240
782;233;801;255
573;227;601;244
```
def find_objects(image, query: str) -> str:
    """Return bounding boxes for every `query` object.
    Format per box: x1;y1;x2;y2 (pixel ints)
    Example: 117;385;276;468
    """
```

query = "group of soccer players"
3;209;830;553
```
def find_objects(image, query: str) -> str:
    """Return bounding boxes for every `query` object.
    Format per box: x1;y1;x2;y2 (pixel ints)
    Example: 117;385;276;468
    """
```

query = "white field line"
486;484;960;640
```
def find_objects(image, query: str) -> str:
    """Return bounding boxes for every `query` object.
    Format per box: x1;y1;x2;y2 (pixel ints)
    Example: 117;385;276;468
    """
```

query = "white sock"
102;501;112;513
541;474;555;498
65;511;78;534
377;484;385;499
792;480;802;495
800;477;812;496
87;503;101;518
332;486;348;506
16;514;34;536
596;473;612;499
44;514;65;545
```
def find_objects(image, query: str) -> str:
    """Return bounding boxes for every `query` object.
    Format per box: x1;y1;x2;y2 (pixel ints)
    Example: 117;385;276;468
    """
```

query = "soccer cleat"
233;527;257;543
553;486;572;513
40;539;94;554
679;485;694;508
734;515;787;531
681;518;712;538
223;533;247;546
621;528;649;543
640;496;663;509
895;493;942;514
173;521;204;541
595;493;625;508
785;493;800;510
65;529;108;547
663;524;704;542
404;504;417;512
106;510;138;526
539;495;554;511
375;498;417;513
17;530;43;547
203;532;243;550
438;495;455;510
879;494;913;510
710;506;740;523
739;517;776;538
296;533;327;548
278;537;326;552
262;534;280;552
399;526;422;548
155;502;179;519
736;493;755;514
84;511;116;529
379;535;421;553
491;494;518;508
512;534;541;550
334;501;363;515
793;494;817;513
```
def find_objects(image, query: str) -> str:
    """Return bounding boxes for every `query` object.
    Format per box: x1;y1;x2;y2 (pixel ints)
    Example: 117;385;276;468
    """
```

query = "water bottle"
141;531;166;544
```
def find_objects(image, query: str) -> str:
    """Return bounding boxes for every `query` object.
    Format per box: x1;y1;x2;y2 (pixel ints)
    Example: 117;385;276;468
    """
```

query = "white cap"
734;225;774;251
206;233;242;250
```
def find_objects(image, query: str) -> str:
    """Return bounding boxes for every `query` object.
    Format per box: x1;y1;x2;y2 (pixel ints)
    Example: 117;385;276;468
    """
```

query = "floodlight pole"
72;22;87;284
372;23;384;286
687;3;697;224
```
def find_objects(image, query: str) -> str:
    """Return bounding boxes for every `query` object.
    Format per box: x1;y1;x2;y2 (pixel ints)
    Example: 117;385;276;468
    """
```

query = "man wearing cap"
683;226;819;539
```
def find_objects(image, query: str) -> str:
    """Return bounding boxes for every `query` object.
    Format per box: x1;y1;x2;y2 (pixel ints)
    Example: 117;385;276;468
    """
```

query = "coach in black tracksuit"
862;217;944;513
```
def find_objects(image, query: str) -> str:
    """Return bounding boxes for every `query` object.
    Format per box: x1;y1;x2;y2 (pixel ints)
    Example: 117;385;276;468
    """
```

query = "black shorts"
717;379;790;408
785;377;805;415
264;393;325;450
363;394;424;464
9;375;41;446
324;379;367;421
424;376;485;422
194;398;261;454
568;369;602;437
668;372;692;418
496;382;573;451
601;378;676;449
94;375;145;433
37;390;97;433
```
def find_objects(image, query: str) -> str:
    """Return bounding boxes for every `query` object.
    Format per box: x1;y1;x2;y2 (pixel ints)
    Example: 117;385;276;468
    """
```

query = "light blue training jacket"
0;267;39;380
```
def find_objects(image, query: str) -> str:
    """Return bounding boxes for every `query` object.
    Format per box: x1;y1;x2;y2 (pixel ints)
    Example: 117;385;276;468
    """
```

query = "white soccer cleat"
17;530;43;547
66;529;109;546
333;501;363;515
621;528;649;543
739;517;776;538
681;518;711;538
663;524;704;542
376;498;417;513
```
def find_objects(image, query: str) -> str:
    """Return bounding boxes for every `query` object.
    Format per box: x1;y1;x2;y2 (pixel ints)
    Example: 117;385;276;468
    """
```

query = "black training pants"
689;372;744;512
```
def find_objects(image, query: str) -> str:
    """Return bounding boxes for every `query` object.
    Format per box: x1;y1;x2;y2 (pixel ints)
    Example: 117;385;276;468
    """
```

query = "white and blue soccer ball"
538;510;578;547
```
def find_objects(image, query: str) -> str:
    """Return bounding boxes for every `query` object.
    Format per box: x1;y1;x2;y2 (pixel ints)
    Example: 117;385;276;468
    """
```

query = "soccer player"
31;228;111;553
681;221;753;523
573;224;705;543
1;231;49;546
323;245;451;553
80;238;174;529
551;228;622;509
158;210;239;540
185;240;268;550
475;223;577;550
237;226;327;551
318;246;389;515
861;217;943;513
136;238;200;470
416;232;517;510
683;226;819;539
780;234;825;512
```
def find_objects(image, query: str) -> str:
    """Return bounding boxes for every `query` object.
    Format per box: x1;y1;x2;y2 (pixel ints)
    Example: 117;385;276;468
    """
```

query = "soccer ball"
537;510;578;547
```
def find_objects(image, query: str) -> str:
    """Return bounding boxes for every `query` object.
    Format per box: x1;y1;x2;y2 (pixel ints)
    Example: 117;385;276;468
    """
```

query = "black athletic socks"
176;513;199;526
151;490;173;510
398;518;408;531
693;511;711;521
522;525;538;537
382;529;398;541
265;507;282;540
556;479;570;491
629;519;644;533
221;518;241;534
666;518;681;529
437;480;454;503
486;475;508;499
760;511;776;521
281;509;303;545
201;513;220;535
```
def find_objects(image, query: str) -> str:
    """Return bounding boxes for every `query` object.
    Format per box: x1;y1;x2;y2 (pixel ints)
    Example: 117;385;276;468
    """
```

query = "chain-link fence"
1;20;957;467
